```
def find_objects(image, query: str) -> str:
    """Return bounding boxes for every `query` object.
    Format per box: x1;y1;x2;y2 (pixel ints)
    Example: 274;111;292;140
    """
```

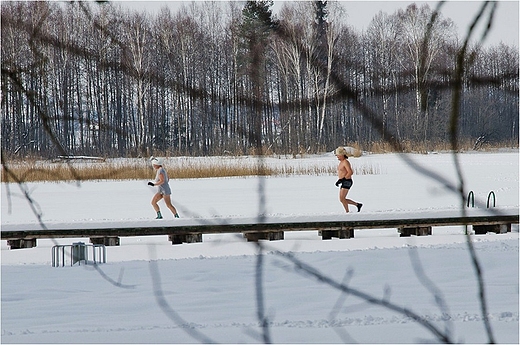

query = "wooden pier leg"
338;228;354;239
7;238;37;249
417;226;432;236
243;232;284;242
169;234;184;245
169;233;203;245
90;237;120;246
321;230;334;240
399;226;432;237
321;228;354;240
244;232;269;242
185;233;203;243
268;231;284;241
473;223;511;235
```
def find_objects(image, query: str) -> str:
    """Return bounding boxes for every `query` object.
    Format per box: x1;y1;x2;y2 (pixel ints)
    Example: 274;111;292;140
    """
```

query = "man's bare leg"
339;188;361;213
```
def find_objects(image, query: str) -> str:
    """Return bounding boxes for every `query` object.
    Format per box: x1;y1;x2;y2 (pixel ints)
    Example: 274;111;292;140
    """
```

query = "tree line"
1;0;518;158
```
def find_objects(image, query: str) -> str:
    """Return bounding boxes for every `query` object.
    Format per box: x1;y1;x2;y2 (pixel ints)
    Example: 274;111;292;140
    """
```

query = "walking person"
334;147;363;213
148;157;179;219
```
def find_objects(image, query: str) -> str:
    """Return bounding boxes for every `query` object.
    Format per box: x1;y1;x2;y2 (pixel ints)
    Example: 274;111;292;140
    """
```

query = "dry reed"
1;158;380;183
4;139;515;183
2;160;317;183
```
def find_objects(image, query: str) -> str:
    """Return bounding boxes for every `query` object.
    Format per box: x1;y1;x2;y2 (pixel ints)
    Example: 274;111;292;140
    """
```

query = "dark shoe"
156;211;163;219
174;213;179;218
357;203;363;212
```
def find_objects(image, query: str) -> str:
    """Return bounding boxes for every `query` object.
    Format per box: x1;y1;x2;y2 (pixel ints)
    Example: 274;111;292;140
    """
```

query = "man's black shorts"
341;178;353;189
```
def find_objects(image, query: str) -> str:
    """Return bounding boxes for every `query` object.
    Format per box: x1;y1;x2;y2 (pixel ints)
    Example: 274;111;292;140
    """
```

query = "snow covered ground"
1;151;519;343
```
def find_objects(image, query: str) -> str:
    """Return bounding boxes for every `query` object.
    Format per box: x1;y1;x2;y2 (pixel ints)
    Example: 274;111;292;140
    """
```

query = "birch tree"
395;3;456;143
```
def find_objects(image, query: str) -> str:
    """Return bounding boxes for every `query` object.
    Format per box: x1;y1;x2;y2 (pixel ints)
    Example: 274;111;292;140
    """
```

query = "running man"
334;147;363;213
148;157;179;219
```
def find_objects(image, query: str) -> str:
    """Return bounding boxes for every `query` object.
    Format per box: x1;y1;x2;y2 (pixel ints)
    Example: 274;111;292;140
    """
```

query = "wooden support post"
399;228;413;237
399;226;432;237
169;234;184;245
339;228;354;239
244;231;284;242
268;231;284;241
321;230;333;240
244;232;266;242
417;226;432;236
90;237;120;246
168;233;203;245
7;238;37;249
473;223;511;235
185;233;203;243
321;228;354;240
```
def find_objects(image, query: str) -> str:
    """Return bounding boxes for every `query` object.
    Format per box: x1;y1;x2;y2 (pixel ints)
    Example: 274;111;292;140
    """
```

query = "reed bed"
2;157;380;183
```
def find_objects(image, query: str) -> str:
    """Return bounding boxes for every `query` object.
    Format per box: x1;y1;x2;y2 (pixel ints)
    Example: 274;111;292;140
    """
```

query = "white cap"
150;157;163;166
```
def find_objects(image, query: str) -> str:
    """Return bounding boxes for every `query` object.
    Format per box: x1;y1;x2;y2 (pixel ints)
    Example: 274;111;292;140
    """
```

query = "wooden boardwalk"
2;208;518;249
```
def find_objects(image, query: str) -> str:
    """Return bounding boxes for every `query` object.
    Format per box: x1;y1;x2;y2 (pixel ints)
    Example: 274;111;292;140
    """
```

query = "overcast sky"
116;1;519;47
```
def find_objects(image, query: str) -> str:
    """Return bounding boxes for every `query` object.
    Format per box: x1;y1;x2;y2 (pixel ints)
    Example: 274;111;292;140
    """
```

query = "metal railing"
467;190;496;208
487;191;496;208
467;191;475;208
51;242;106;267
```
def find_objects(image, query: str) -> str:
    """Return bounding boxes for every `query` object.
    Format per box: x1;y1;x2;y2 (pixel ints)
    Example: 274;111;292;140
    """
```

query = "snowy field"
1;151;519;344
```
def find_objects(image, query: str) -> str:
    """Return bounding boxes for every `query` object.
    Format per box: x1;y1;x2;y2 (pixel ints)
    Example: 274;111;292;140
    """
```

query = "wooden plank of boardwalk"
2;209;518;249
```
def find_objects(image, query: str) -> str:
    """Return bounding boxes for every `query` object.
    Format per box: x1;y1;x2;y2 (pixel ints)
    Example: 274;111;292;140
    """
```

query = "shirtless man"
335;147;363;213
